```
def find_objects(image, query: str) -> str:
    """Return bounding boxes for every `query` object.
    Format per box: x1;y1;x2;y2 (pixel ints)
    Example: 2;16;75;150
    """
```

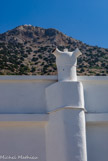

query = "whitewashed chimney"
45;47;87;161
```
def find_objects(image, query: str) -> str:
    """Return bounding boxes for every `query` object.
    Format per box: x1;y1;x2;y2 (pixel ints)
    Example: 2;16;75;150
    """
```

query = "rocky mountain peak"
0;25;108;75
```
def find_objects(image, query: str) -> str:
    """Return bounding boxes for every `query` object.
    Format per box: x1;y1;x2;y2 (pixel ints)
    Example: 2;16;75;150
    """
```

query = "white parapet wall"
0;76;107;161
0;75;57;114
0;75;108;113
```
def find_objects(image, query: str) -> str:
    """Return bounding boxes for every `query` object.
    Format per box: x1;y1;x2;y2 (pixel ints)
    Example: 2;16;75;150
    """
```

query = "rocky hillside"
0;25;108;75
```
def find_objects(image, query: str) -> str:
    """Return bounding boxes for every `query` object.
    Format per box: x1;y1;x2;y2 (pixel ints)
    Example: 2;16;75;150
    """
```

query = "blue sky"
0;0;108;48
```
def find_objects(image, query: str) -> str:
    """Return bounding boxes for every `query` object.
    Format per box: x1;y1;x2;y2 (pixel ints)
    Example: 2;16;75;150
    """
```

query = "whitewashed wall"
0;76;56;114
0;122;47;161
80;76;108;161
0;76;107;161
80;77;108;113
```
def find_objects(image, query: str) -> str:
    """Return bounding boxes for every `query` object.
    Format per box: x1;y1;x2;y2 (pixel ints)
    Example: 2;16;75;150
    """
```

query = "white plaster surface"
82;80;108;112
53;48;82;81
0;114;48;123
0;80;54;114
0;124;46;161
0;76;107;161
46;81;84;112
86;124;108;161
86;113;108;123
46;109;87;161
45;80;87;161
